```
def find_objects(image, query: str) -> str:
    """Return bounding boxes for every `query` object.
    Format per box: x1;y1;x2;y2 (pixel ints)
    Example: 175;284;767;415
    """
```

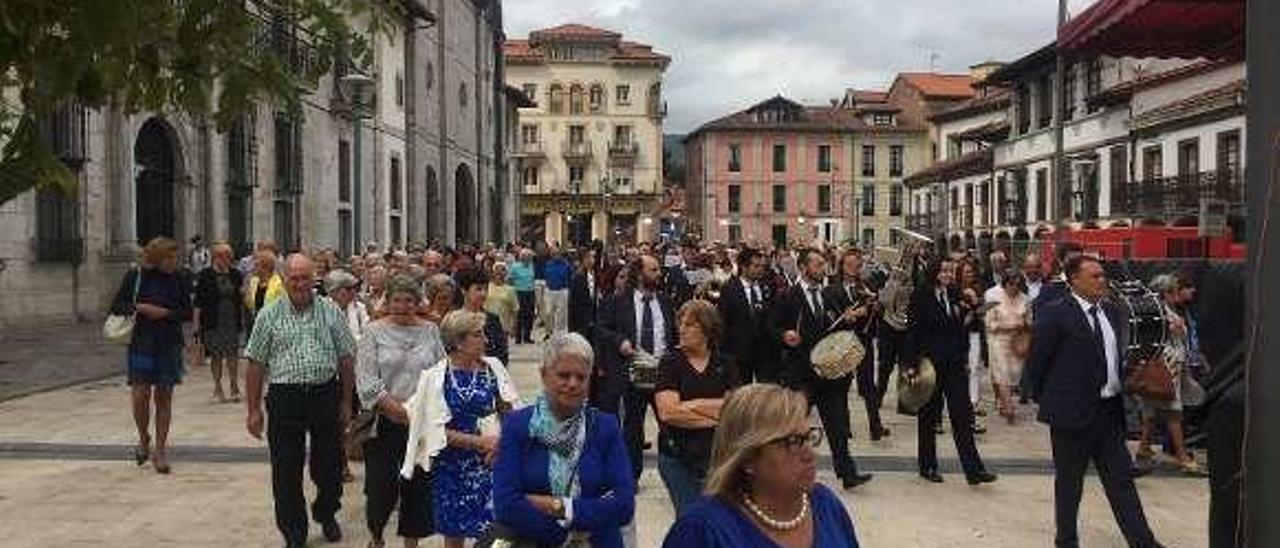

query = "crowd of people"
106;232;1221;548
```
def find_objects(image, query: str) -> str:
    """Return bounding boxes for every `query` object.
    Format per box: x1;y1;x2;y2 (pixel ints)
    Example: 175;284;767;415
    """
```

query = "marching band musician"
823;247;890;441
770;248;873;490
597;254;678;480
907;257;998;485
717;247;780;384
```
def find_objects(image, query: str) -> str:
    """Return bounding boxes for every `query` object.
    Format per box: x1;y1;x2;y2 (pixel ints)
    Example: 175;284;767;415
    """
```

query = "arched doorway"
425;166;438;240
134;118;180;245
455;164;474;243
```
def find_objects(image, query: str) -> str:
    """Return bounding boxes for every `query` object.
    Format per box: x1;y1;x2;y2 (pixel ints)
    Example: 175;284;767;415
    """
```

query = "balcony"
512;141;546;161
607;140;638;166
906;213;936;234
562;140;592;164
1111;170;1243;221
247;8;322;89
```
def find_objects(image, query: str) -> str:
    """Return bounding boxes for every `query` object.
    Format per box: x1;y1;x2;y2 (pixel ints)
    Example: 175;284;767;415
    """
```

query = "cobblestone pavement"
0;326;1209;547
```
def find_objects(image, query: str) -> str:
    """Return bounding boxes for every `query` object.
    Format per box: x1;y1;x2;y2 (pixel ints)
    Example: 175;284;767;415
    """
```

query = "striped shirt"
244;295;356;384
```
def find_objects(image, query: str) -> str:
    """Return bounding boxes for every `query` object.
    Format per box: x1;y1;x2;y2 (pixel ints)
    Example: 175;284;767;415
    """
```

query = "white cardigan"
399;356;521;479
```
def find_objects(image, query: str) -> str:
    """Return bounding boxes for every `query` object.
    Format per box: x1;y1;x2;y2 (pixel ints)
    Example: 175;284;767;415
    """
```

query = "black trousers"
917;358;984;475
266;381;343;545
854;333;884;435
1207;380;1244;548
1049;397;1158;548
363;419;434;541
803;376;860;479
623;383;657;479
876;326;908;409
517;290;535;343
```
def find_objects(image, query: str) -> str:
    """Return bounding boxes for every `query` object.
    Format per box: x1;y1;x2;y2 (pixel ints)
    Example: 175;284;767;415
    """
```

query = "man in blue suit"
1027;255;1161;548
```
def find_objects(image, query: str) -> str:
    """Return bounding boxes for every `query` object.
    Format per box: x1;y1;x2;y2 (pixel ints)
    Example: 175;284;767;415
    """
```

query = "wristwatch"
551;498;565;518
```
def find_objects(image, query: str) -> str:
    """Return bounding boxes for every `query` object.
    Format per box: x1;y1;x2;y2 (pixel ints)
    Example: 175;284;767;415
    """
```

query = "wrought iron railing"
1111;170;1243;219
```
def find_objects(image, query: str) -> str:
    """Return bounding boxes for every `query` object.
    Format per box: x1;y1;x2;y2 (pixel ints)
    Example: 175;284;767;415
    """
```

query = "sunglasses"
766;426;824;452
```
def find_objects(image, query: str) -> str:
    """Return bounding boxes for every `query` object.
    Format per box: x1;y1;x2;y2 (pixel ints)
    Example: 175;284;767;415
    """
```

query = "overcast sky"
503;0;1101;134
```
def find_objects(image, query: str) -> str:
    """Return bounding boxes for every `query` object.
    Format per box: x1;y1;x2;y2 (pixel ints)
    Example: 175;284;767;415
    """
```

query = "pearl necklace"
742;492;810;531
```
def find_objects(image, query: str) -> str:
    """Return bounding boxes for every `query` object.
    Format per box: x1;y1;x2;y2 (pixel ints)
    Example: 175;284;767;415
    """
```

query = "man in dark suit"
567;248;597;340
771;248;872;490
907;258;997;485
1027;255;1161;548
824;248;889;440
717;247;779;383
597;254;677;480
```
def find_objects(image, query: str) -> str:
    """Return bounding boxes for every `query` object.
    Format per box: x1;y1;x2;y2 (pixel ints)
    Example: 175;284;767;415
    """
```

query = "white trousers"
968;332;986;405
544;288;569;335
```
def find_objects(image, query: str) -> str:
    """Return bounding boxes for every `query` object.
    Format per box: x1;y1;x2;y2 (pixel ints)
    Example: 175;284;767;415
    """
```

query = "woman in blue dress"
399;309;520;548
662;384;860;548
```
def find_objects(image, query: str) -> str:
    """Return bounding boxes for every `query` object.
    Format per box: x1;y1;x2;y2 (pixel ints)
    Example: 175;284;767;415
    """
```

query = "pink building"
686;94;929;249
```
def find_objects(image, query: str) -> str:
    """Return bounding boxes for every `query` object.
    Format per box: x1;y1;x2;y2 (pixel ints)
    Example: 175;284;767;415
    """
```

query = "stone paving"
0;327;1210;547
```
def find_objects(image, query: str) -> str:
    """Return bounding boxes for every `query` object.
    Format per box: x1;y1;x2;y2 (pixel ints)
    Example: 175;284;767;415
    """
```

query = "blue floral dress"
433;365;499;538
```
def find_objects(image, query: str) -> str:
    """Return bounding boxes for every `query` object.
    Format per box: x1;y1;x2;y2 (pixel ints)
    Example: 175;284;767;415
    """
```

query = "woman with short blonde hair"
663;384;861;547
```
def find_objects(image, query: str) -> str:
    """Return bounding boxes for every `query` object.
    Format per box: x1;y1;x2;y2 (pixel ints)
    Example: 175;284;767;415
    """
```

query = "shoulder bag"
103;270;141;344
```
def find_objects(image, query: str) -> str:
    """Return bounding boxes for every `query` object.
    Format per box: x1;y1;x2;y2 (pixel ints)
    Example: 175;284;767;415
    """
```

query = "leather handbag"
103;270;141;344
1125;355;1176;402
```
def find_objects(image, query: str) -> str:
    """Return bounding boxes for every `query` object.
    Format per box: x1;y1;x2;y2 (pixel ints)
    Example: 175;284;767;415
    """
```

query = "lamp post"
599;174;613;249
340;74;375;257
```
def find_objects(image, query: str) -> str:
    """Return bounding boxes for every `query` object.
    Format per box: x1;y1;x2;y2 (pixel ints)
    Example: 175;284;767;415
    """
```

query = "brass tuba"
878;228;935;331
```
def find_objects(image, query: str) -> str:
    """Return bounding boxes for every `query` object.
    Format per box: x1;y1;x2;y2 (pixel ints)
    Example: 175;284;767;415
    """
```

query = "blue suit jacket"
1026;294;1129;430
493;406;636;548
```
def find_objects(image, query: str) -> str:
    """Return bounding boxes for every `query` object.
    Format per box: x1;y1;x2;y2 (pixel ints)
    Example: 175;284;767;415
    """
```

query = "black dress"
111;268;192;386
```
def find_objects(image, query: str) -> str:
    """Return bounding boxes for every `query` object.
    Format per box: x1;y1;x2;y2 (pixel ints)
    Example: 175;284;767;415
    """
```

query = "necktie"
1089;305;1107;368
808;286;822;317
752;284;763;311
938;290;951;318
640;294;655;354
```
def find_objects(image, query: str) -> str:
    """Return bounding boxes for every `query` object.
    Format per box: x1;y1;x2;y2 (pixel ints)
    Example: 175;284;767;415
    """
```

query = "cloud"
504;0;1103;133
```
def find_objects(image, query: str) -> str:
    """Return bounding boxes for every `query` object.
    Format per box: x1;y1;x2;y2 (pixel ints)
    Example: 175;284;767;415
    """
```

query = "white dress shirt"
1072;292;1122;398
798;278;824;317
632;290;667;358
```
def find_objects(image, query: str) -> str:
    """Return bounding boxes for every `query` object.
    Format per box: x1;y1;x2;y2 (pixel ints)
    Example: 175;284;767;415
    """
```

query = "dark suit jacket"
769;281;838;387
822;281;876;336
1026;295;1129;430
493;407;635;548
906;286;970;366
717;276;776;376
596;290;678;391
568;271;596;338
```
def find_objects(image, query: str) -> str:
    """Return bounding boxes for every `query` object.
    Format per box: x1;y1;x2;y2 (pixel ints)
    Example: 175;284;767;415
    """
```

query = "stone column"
107;109;139;256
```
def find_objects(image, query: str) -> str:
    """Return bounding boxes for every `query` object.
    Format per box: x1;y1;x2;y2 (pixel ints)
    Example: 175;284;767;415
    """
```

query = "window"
613;125;633;146
861;184;875;216
772;184;786;213
274;112;301;194
728;224;742;243
890;229;903;247
521;124;539;145
569;84;584;114
1035;168;1049;221
1143;145;1163;181
872;113;893;126
549;84;565;114
1178;139;1200;178
338;210;352;258
861;145;875;177
964;184;975;227
522;83;537;102
395;70;404;108
616;85;631;105
818;184;832;213
390;156;403;211
339;140;351;203
1085;60;1103;113
424;61;435;90
889;145;904;177
772;224;788;248
1218;130;1241;176
1017;85;1032;134
1063;63;1076;120
522;166;539;187
861;228;875;248
459;82;468;108
35;187;79;262
1109;145;1129;213
728;143;741;172
772;144;786;172
818;145;832;173
569;125;585;145
589;84;604;112
1037;74;1053;129
976;182;989;225
613;176;632;189
890;183;903;216
569;166;585;189
390;214;402;246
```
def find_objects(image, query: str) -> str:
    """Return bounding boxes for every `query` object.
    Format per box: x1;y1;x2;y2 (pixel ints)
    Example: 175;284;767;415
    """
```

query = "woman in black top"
109;237;192;474
193;242;244;403
655;298;740;516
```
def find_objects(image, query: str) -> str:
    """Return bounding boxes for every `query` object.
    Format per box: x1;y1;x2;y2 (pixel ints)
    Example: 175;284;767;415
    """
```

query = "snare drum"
628;350;661;391
809;330;865;380
1109;280;1168;365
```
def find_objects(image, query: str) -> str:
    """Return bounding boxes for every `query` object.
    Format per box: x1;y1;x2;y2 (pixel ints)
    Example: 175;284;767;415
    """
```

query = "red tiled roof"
851;89;888;103
929;88;1011;122
687;95;926;139
615;41;670;62
503;39;539;58
504;27;668;65
897;73;977;99
531;23;621;41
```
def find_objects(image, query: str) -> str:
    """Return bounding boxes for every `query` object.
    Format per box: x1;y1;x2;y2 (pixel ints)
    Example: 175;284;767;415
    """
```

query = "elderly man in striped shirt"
245;254;357;548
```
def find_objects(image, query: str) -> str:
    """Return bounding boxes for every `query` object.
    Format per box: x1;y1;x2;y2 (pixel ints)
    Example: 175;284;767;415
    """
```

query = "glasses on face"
766;426;823;453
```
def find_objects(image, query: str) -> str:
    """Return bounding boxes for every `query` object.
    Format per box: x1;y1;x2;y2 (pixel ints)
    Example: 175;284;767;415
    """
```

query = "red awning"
1058;0;1244;60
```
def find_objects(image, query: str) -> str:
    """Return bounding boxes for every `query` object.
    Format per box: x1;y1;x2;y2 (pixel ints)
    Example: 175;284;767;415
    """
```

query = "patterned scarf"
528;395;587;497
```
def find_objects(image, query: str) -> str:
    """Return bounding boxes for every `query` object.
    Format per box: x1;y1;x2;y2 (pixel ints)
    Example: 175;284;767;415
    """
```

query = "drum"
809;330;865;380
628;350;661;391
1109;280;1168;365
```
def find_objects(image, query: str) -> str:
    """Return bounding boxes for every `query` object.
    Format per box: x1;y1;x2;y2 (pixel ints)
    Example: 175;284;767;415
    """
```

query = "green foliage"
0;0;394;204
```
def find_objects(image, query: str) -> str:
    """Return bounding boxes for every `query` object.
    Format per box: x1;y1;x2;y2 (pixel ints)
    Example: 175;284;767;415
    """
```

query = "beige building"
504;24;669;247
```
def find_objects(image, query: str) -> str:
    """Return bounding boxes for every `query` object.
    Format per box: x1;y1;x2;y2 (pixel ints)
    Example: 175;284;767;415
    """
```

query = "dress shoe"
842;473;873;489
919;469;944;483
965;470;998;485
870;427;891;441
320;519;342;542
973;422;988;435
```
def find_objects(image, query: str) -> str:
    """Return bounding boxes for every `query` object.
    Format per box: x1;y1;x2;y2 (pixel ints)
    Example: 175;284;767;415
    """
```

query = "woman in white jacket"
400;309;520;548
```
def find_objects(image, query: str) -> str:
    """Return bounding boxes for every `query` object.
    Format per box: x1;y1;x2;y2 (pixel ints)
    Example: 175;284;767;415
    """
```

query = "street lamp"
340;73;375;257
599;175;613;248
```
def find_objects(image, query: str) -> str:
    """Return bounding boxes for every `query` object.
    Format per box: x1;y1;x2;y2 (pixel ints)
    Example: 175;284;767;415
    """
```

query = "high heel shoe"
153;451;171;474
134;436;151;466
